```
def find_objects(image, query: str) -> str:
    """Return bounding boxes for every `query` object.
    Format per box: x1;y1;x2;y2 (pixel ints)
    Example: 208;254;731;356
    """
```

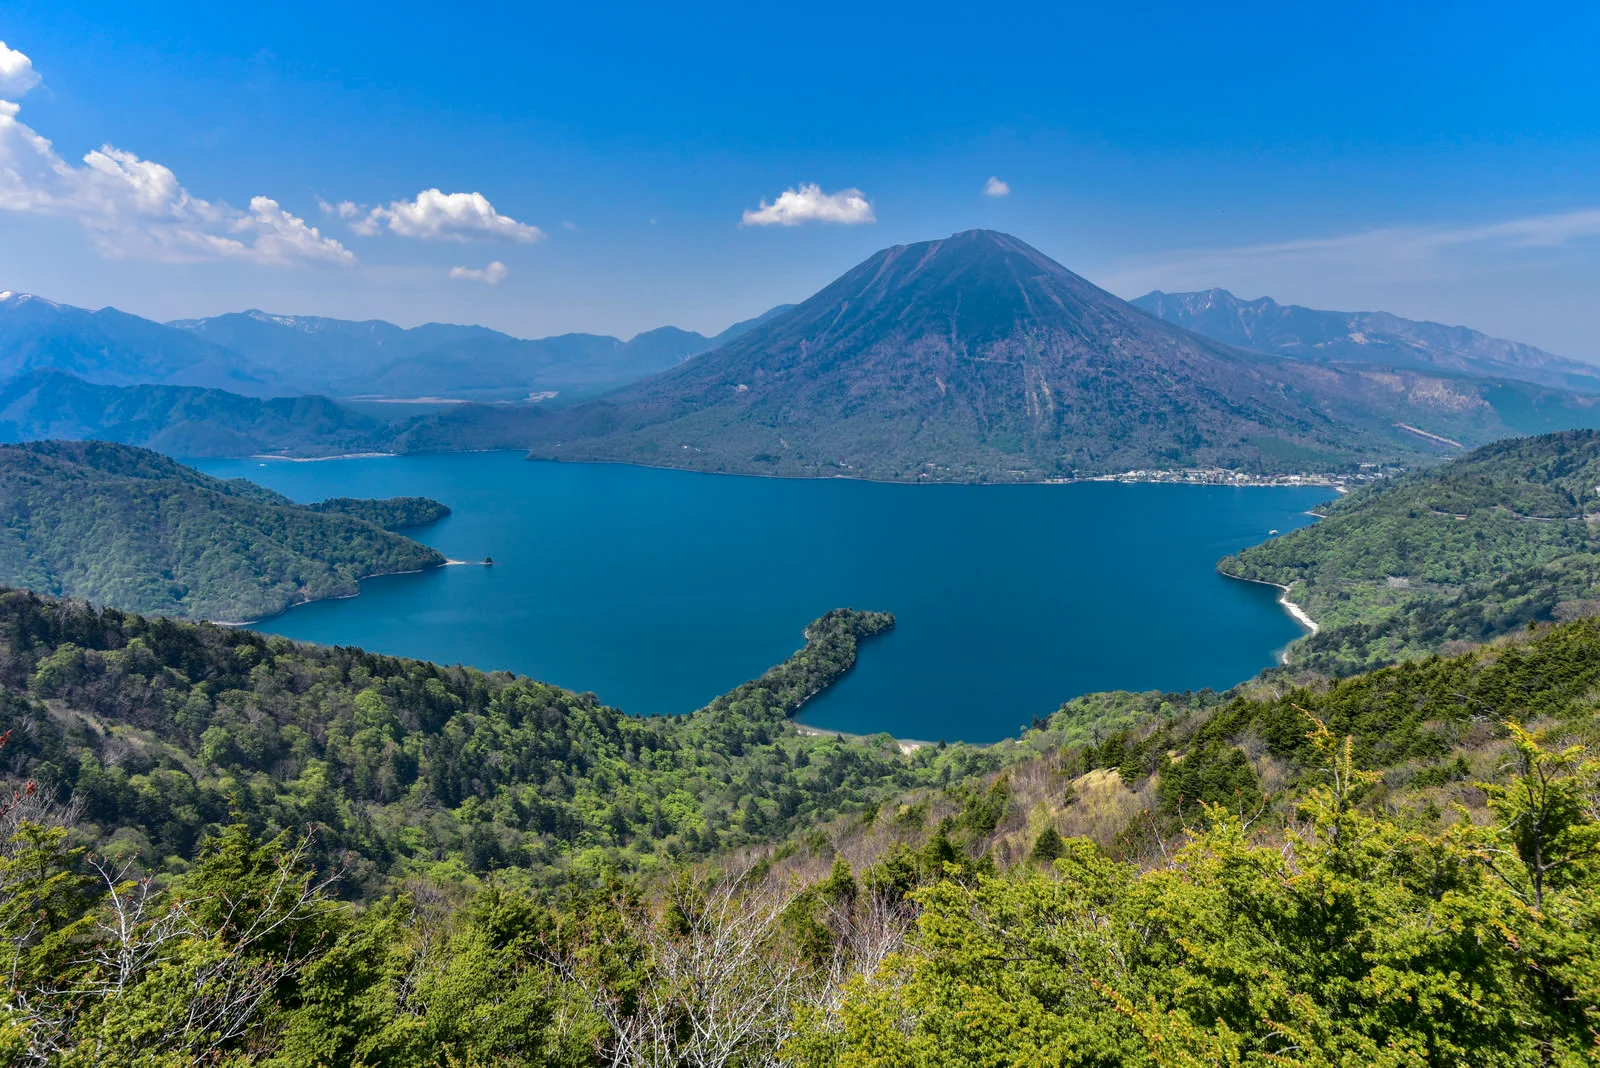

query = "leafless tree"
556;866;815;1068
4;827;339;1067
817;890;912;1011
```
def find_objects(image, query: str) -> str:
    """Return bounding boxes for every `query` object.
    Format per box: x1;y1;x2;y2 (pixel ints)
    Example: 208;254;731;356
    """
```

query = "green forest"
307;496;452;531
1221;428;1600;674
3;595;1598;1063
1;431;1599;1063
0;441;449;622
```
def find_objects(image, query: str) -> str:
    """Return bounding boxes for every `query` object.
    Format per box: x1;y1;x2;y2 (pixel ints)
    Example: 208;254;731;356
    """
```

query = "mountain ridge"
0;289;791;401
1134;287;1600;393
464;229;1600;479
0;369;393;457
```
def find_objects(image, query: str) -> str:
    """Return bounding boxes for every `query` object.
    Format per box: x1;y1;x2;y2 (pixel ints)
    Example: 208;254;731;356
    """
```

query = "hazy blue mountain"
435;230;1600;480
168;307;795;399
165;309;511;393
0;291;279;393
0;288;805;407
1133;288;1600;393
708;303;797;346
0;370;391;457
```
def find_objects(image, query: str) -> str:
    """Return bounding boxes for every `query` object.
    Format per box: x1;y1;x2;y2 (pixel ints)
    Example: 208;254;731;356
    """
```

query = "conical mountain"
493;230;1600;479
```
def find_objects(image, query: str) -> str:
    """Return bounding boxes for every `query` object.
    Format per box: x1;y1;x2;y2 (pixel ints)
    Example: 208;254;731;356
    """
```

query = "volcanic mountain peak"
672;229;1184;385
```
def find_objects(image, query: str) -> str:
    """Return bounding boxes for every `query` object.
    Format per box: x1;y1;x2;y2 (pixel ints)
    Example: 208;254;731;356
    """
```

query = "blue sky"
2;1;1599;358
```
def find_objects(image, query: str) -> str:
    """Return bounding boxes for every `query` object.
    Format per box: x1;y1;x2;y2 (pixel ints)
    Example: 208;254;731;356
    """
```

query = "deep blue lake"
192;453;1326;743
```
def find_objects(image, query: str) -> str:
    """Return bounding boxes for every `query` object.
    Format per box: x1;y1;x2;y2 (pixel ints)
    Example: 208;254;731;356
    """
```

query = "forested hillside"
5;426;1600;1064
0;594;974;892
1220;429;1600;673
0;370;396;457
307;495;452;530
0;442;447;621
3;594;1598;1062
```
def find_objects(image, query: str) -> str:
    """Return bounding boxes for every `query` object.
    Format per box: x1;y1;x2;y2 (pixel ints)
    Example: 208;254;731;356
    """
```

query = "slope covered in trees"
0;592;962;892
0;442;447;621
307;495;452;530
0;369;397;458
5;602;1599;1062
1220;429;1600;673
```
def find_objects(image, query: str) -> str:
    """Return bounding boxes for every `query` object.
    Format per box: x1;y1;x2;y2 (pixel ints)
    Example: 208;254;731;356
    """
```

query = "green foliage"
0;590;987;892
308;496;451;530
793;723;1600;1066
1221;429;1600;673
0;441;445;621
1478;721;1600;910
2;598;1599;1062
1030;825;1065;861
0;821;600;1066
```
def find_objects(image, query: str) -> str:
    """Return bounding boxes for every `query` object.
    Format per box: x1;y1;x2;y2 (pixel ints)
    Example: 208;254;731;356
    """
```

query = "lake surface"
193;453;1327;743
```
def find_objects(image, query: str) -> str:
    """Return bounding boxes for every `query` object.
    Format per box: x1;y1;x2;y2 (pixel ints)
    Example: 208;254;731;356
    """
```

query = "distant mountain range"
1133;288;1600;394
0;288;793;402
455;230;1600;479
0;291;278;394
7;234;1600;478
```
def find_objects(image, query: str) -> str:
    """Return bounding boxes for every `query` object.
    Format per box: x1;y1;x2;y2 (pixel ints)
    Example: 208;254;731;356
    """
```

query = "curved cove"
193;453;1327;743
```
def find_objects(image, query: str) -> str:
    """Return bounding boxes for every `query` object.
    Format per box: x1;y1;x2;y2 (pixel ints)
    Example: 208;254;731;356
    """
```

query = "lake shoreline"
1218;572;1320;663
208;556;473;628
251;452;399;463
230;446;1361;490
793;721;929;754
521;453;1358;491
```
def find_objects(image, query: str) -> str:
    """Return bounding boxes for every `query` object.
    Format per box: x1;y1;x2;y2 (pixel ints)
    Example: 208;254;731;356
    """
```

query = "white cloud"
317;195;365;221
741;183;875;227
243;198;357;265
983;176;1011;198
0;94;353;265
449;260;509;284
1100;207;1600;298
0;42;40;98
353;188;544;242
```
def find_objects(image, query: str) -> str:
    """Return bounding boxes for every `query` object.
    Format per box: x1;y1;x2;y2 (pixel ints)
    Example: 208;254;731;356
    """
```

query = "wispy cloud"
449;260;508;284
742;183;875;227
0;41;40;98
983;176;1011;198
343;189;544;243
1100;207;1600;298
0;91;352;265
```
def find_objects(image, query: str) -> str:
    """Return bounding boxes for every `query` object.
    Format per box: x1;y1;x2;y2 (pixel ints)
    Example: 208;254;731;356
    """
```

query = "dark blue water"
193;453;1326;743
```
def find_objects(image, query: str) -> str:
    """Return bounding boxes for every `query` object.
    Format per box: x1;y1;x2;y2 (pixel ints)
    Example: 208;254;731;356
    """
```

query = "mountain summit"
506;230;1593;479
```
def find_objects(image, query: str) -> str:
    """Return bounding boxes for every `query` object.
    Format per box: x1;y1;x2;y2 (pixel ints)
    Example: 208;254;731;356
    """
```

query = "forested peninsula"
1221;428;1600;673
0;441;450;621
